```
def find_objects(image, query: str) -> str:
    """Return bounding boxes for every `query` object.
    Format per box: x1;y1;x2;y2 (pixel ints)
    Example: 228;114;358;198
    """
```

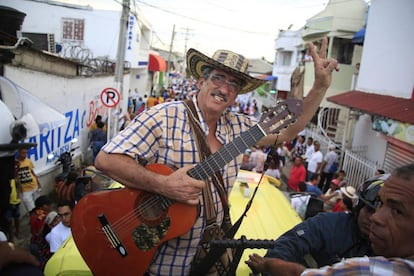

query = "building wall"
272;30;303;92
357;0;414;98
129;67;150;97
3;0;150;103
352;114;387;165
303;0;367;40
4;65;130;176
303;62;355;106
4;1;121;60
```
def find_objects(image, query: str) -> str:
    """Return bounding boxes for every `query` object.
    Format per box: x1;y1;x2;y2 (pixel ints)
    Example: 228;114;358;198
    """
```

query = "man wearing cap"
323;178;341;212
95;38;338;275
332;185;358;212
255;175;388;271
246;164;414;275
44;211;60;245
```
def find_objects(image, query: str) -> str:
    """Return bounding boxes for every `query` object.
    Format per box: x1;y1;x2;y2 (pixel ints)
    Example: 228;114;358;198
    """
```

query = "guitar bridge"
98;214;128;257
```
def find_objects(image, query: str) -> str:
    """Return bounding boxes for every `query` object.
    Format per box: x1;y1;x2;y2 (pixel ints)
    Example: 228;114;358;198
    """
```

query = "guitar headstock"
258;99;303;135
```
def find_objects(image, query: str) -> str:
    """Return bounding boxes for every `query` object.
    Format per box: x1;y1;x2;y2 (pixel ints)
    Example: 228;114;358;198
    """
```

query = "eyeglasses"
58;212;72;218
209;74;242;94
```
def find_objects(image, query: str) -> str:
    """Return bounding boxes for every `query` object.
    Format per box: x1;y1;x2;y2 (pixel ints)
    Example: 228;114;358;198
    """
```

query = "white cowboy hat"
340;186;358;199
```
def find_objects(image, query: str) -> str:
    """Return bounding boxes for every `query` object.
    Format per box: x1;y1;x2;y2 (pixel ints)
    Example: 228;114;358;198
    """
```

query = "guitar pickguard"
132;215;171;251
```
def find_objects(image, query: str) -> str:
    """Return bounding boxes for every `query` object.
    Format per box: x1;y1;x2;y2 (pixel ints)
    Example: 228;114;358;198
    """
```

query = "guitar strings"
94;195;160;234
94;194;171;235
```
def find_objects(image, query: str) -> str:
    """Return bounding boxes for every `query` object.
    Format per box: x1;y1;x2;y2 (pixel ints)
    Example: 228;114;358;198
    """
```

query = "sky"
59;0;329;61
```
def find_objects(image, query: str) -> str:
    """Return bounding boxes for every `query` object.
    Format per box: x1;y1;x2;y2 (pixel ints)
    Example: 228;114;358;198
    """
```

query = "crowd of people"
0;149;75;275
94;38;340;275
2;37;413;276
246;164;414;275
238;132;361;220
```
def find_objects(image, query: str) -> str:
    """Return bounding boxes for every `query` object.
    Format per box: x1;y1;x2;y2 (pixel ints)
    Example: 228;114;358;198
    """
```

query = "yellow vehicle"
44;169;301;276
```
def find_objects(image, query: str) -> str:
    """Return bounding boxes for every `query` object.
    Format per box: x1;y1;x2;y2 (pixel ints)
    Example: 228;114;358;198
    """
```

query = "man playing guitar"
89;37;338;275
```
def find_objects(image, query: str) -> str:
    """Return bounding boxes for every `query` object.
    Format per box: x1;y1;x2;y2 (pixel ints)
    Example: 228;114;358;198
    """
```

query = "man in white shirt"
48;201;73;253
249;146;267;173
319;144;339;192
130;88;139;111
304;137;314;169
306;141;323;181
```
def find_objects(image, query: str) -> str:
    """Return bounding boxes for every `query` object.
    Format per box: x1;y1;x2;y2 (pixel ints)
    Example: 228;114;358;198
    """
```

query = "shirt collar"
192;96;230;145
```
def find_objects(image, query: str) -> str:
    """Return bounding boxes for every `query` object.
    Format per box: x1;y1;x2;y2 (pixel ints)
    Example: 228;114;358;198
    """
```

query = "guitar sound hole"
135;193;167;226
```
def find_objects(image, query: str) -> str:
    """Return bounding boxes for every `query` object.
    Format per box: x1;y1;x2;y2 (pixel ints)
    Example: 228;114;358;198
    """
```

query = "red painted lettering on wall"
86;100;108;128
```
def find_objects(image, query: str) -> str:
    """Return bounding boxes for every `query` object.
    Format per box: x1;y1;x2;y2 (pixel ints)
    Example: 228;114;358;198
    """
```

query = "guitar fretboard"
188;124;265;180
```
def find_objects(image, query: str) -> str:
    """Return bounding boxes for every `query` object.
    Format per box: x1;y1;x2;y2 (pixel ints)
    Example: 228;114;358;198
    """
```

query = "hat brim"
341;187;358;199
186;48;266;94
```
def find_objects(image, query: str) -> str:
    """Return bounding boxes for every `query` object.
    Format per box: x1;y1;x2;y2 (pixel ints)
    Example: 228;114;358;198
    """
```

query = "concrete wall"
352;114;387;165
4;65;130;176
3;0;152;110
273;30;303;92
303;62;355;106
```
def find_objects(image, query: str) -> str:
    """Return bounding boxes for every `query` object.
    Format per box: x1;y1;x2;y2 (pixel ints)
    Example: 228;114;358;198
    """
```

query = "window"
62;18;84;41
279;51;292;66
334;38;354;65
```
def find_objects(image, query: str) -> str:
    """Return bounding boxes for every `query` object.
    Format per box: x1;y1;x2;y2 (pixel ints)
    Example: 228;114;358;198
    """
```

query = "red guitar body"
71;164;198;276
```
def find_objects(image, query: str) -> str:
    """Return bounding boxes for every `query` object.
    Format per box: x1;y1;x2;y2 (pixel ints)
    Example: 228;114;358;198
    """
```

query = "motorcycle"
48;138;91;202
48;138;79;181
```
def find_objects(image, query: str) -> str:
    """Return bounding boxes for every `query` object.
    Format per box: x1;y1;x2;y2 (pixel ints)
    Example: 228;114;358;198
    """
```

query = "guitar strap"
183;100;230;222
184;100;234;275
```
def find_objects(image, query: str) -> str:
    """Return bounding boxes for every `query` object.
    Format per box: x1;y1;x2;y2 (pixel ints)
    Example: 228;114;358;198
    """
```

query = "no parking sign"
100;87;120;108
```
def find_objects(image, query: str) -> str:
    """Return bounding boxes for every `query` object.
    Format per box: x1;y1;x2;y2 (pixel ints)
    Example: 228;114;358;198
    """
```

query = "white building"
327;0;414;179
1;0;165;103
272;29;304;99
0;1;164;196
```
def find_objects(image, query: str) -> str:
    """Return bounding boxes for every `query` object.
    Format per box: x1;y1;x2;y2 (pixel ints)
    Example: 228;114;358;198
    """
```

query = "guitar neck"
154;99;301;209
188;124;266;180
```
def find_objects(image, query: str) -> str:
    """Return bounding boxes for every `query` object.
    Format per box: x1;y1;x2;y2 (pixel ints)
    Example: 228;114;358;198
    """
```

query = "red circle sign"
100;87;120;108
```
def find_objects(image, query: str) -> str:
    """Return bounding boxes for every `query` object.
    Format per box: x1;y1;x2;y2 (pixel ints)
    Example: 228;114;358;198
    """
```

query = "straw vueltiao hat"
186;48;266;94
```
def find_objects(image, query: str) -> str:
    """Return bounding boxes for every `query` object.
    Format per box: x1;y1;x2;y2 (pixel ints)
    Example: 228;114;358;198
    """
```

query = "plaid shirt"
102;97;255;275
302;256;414;275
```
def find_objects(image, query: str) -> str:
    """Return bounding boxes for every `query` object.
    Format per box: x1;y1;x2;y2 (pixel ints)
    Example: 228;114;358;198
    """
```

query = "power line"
134;0;276;36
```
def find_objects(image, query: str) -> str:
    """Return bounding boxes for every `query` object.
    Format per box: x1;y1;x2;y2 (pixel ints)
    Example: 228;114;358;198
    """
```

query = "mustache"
211;90;229;102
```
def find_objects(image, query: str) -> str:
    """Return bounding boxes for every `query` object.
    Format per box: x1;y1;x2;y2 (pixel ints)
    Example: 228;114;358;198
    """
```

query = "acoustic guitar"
71;99;302;275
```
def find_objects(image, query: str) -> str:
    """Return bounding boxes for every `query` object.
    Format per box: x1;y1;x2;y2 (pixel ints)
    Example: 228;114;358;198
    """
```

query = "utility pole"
181;27;193;74
165;24;175;89
108;0;130;140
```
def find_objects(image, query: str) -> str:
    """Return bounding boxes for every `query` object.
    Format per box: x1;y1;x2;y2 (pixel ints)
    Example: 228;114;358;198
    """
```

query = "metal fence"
305;128;381;191
303;128;334;156
342;149;381;190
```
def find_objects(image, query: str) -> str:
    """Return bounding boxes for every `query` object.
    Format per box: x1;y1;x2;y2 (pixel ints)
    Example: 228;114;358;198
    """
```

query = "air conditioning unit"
21;32;56;53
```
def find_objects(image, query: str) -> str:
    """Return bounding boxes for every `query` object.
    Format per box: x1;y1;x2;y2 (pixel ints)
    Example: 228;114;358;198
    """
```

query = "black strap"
185;99;269;275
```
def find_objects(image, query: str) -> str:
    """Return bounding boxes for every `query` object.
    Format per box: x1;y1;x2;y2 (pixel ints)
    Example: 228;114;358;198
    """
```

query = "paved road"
11;211;31;250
